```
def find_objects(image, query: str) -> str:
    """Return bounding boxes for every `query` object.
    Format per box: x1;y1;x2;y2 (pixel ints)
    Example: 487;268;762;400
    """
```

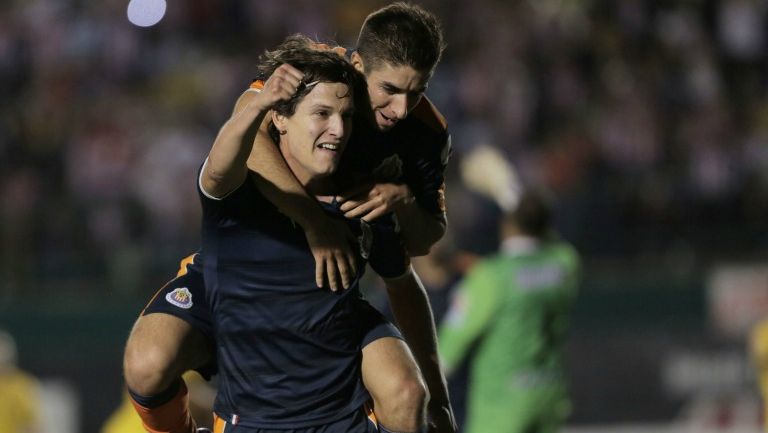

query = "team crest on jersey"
166;287;193;309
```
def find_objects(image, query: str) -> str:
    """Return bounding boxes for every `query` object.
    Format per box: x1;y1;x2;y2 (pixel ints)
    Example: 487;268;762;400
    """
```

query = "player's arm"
382;268;457;433
201;65;303;198
339;182;445;256
392;191;446;256
437;261;501;376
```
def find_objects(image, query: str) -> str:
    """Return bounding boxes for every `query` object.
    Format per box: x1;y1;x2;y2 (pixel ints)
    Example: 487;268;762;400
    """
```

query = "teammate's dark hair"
256;34;364;143
356;2;445;75
505;190;554;239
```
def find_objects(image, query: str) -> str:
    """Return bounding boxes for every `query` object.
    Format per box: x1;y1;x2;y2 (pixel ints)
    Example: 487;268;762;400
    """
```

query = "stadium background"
2;0;768;431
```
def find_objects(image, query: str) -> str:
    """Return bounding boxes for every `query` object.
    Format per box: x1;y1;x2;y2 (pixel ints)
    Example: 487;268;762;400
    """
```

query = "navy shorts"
213;405;379;433
141;253;217;378
141;254;403;380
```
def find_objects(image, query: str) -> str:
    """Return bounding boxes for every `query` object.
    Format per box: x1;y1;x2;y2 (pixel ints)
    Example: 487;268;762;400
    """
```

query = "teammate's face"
275;82;354;185
352;53;429;131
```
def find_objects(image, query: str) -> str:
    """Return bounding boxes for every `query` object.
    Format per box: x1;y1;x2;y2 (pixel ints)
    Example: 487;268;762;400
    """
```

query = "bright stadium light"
127;0;167;27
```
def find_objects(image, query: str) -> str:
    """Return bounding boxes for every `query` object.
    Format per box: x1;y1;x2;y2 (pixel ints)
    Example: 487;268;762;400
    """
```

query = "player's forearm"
394;204;446;256
247;129;327;227
384;270;452;410
203;99;270;197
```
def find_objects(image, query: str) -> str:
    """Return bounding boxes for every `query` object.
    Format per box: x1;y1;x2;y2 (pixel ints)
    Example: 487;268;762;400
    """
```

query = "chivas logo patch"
165;287;193;309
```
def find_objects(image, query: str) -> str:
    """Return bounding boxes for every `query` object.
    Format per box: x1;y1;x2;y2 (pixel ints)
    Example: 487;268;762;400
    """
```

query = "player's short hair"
505;190;554;239
356;2;445;75
256;34;364;143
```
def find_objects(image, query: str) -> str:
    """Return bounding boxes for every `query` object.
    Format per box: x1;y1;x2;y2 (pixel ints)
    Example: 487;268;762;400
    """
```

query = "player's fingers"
344;250;357;285
335;253;354;289
339;198;366;212
344;200;378;218
311;42;330;50
268;68;301;90
326;257;340;292
315;255;326;288
361;206;386;222
277;63;305;82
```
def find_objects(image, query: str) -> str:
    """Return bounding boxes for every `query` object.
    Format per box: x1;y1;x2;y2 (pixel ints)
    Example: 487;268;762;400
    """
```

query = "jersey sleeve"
198;164;264;225
366;218;410;279
438;260;501;374
396;98;451;217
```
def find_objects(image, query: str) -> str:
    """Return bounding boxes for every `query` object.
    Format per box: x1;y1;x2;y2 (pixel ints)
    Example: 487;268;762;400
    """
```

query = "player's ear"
350;51;365;74
272;111;287;135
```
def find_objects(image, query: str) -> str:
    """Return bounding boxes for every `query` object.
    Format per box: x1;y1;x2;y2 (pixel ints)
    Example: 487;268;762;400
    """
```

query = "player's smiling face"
352;53;429;132
274;82;355;186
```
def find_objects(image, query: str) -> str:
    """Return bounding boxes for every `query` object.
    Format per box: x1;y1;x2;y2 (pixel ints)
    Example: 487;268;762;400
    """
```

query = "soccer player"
199;44;409;432
243;6;454;428
125;3;454;432
438;191;581;433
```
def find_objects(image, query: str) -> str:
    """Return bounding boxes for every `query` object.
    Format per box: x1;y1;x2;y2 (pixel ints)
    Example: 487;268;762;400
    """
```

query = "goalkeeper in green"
438;190;580;433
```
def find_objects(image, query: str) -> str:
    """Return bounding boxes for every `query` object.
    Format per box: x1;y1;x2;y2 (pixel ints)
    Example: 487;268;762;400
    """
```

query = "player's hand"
303;216;358;291
427;404;457;433
308;42;347;57
258;64;304;108
337;183;415;222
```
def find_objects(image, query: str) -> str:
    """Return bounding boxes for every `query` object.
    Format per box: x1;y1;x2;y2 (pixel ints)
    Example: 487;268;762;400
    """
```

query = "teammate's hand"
308;42;347;57
337;183;414;222
427;404;457;433
258;64;304;108
303;216;358;291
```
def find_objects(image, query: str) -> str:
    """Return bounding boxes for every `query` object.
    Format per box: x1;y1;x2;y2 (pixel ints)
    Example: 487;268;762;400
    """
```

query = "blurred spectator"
0;0;765;305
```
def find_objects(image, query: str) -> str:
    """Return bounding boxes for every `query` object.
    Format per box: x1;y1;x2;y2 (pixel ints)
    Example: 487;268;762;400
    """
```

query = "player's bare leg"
362;337;427;433
124;313;213;433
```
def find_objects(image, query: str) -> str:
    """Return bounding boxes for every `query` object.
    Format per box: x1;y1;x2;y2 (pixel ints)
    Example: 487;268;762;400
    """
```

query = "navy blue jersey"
141;253;401;383
199;171;407;429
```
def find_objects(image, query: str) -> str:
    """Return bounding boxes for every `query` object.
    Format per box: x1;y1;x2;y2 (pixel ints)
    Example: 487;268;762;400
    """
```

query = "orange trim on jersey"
139;254;197;315
411;96;447;132
249;80;265;91
213;414;226;433
176;254;196;277
364;400;378;426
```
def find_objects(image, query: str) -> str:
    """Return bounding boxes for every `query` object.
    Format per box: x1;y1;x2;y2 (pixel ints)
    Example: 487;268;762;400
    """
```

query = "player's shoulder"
409;96;448;134
555;241;580;261
469;255;506;279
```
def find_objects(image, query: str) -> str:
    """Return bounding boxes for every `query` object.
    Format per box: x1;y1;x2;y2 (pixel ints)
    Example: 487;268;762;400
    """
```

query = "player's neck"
304;177;338;197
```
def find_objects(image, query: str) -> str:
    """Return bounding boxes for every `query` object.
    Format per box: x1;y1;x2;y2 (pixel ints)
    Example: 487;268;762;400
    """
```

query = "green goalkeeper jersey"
438;236;580;433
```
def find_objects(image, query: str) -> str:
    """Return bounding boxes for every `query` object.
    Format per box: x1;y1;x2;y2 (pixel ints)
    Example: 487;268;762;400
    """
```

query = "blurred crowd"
2;0;768;300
